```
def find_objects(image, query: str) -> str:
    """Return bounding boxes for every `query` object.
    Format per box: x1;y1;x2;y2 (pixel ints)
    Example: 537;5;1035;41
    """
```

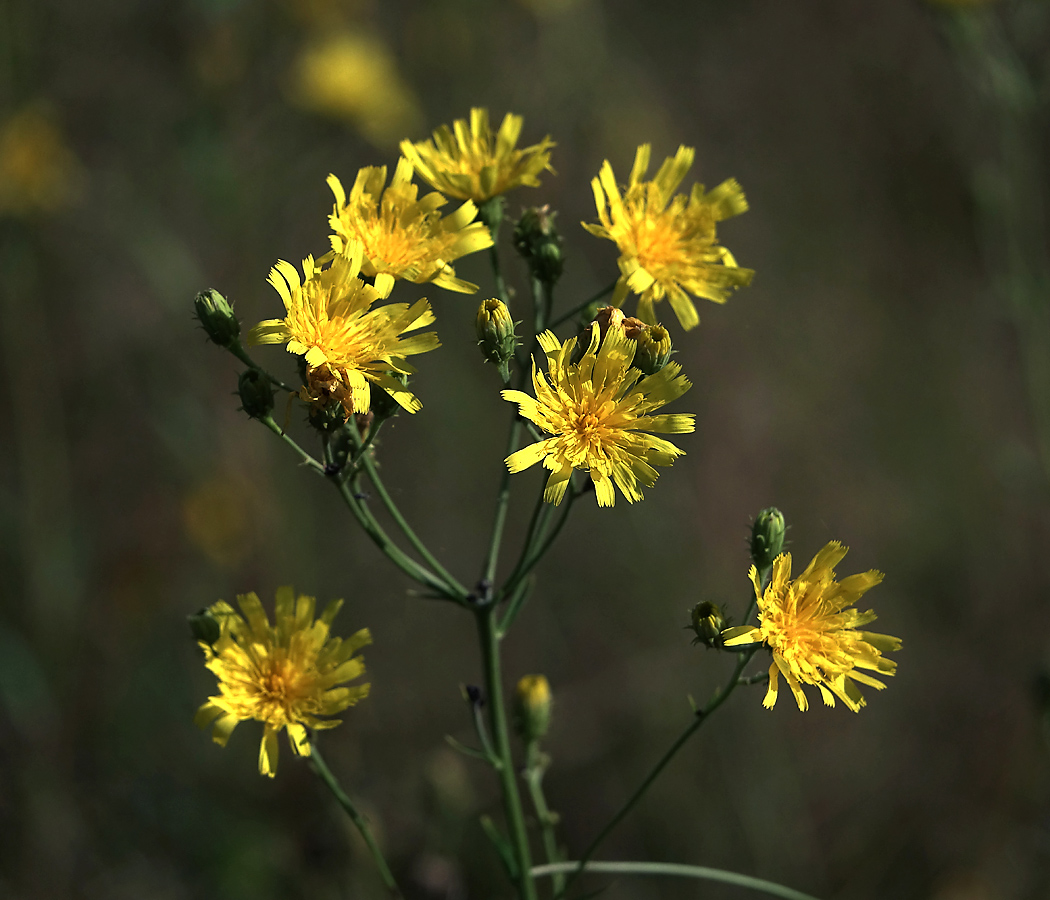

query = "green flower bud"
632;324;673;376
513;674;552;743
237;369;274;419
476;298;518;382
750;507;786;569
689;601;725;648
188;607;221;645
194;289;240;348
513;205;564;285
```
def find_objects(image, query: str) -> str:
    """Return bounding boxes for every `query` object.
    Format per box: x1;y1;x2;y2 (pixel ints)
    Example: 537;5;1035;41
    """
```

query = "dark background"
2;1;1049;898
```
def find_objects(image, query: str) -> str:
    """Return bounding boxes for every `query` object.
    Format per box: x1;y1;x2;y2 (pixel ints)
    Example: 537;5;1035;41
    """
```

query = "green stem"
228;340;296;393
258;416;326;474
476;606;537;900
343;416;385;480
499;482;580;606
346;419;469;602
549;279;618;329
481;413;522;593
333;470;454;600
308;743;402;898
497;576;534;639
562;646;760;898
524;742;563;894
533;861;820;900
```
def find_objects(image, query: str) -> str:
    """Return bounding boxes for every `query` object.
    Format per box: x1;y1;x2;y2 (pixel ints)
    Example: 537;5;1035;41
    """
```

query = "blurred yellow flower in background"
723;542;901;712
0;105;82;216
583;144;752;331
501;325;694;507
247;244;440;417
289;31;422;145
195;588;371;777
327;159;493;294
400;108;554;203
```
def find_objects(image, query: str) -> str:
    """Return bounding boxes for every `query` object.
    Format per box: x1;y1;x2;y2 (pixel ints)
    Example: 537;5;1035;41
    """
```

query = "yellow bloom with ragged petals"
501;325;695;507
195;588;371;777
400;108;554;203
247;243;439;417
327;158;493;294
583;144;753;331
723;543;901;713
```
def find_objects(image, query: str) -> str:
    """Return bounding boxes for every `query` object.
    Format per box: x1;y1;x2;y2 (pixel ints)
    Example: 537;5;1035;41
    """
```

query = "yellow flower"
501;325;694;507
195;588;371;777
723;542;901;712
400;108;554;203
0;105;81;216
247;244;439;417
582;144;753;331
288;30;422;145
327;159;493;294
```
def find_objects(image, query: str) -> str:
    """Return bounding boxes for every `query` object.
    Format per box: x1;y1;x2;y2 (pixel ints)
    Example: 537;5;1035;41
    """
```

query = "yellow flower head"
0;105;81;216
501;325;695;507
327;159;493;294
582;144;753;331
195;588;371;777
247;243;439;417
400;108;554;203
723;542;902;712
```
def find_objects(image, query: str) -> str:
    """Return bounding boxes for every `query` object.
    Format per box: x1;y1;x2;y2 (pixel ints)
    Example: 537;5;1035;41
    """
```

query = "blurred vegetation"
1;0;1049;898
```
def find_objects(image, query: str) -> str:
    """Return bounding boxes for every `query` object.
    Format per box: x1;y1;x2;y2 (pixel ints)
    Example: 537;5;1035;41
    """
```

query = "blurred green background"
2;0;1049;898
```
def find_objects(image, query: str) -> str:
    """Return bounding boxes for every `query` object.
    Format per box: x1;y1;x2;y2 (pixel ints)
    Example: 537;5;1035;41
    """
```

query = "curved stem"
476;606;537;900
533;861;820;900
562;645;760;897
258;416;325;475
524;741;563;894
228;340;296;393
308;743;402;898
333;472;454;600
549;279;618;329
346;419;469;602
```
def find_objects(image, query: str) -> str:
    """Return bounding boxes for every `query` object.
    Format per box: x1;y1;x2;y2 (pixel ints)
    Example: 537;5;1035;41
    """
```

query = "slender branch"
562;645;760;897
308;743;402;898
499;481;580;605
332;470;454;599
533;861;821;900
342;416;385;481
481;415;522;593
258;416;325;474
346;419;470;602
475;606;538;900
549;279;618;329
524;742;563;894
497;575;535;639
227;340;296;392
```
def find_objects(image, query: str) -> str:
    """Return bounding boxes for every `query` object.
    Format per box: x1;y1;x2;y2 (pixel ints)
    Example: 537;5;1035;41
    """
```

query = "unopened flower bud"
689;601;725;648
194;289;240;348
750;507;786;570
513;674;552;743
476;298;518;382
188;607;221;645
513;205;564;285
632;324;673;376
237;369;274;419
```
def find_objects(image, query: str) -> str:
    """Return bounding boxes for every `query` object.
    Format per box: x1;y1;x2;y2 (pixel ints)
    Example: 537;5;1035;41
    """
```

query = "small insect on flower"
501;324;695;507
723;542;901;712
194;587;371;777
